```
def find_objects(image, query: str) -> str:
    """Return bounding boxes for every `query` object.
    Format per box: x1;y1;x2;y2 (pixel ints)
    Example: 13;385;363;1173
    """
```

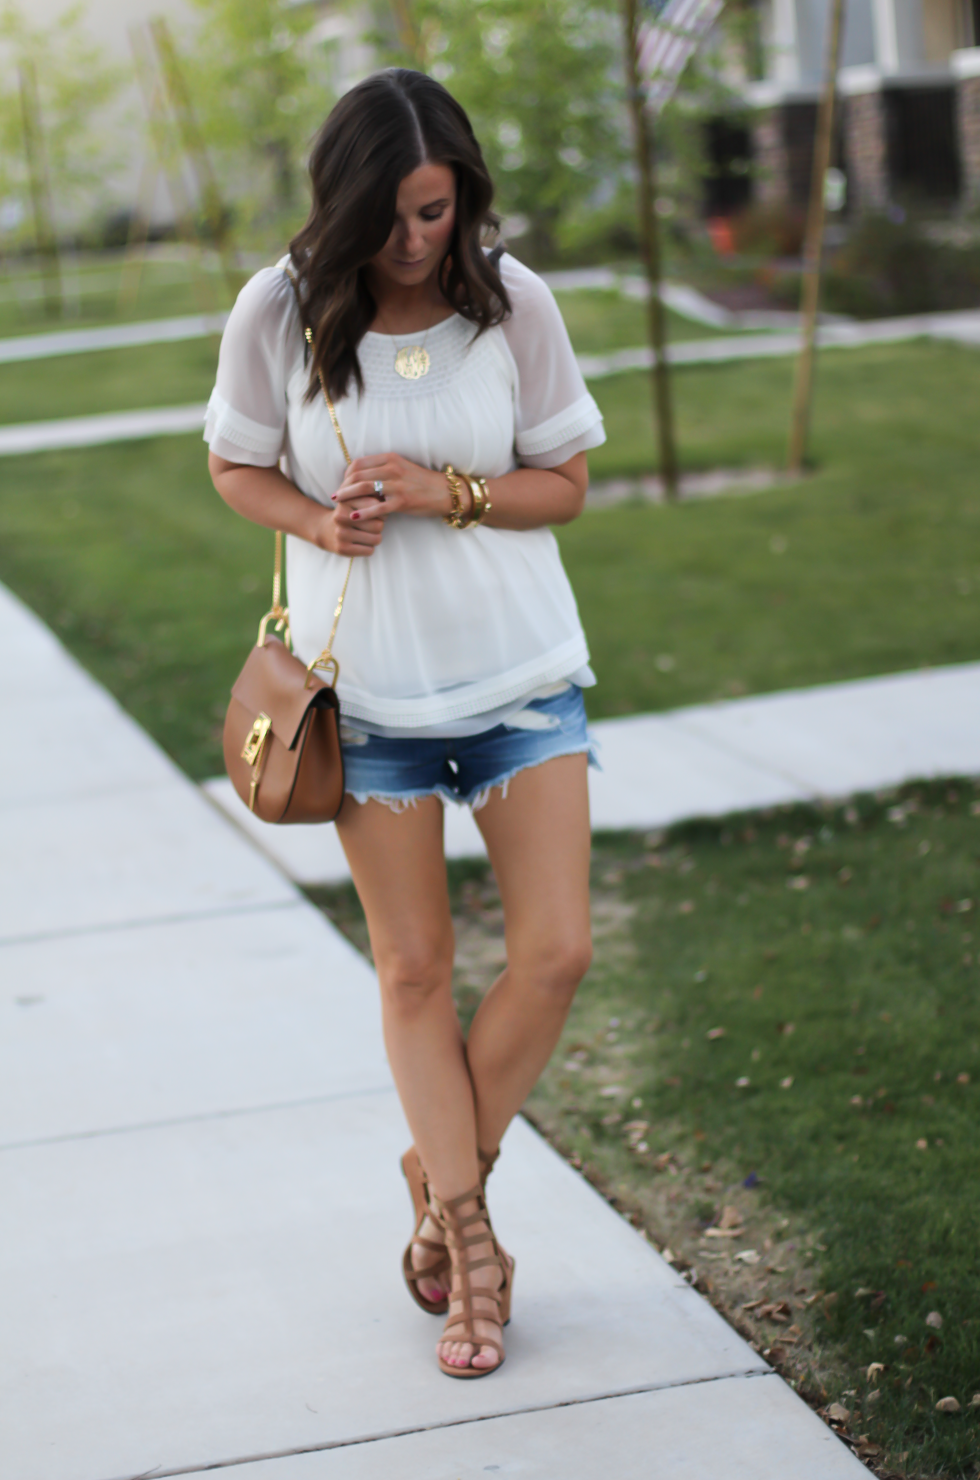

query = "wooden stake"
149;17;243;302
117;149;159;315
787;0;846;474
18;59;62;318
390;0;426;66
129;25;218;318
622;0;679;502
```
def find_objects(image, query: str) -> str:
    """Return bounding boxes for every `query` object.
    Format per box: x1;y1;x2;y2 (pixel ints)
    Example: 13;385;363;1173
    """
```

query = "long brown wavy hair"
289;69;511;403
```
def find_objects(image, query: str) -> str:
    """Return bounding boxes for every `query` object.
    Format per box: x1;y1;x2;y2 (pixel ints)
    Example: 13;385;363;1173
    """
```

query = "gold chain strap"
259;268;354;689
304;324;354;687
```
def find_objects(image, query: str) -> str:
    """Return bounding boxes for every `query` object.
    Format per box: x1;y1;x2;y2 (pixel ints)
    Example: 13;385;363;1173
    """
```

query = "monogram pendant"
394;344;431;380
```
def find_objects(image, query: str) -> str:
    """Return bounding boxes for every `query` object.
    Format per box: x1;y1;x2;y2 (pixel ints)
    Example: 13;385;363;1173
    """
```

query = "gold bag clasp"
241;712;272;766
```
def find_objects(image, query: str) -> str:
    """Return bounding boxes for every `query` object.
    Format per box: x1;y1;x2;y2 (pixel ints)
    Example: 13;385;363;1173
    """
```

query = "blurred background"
2;0;980;311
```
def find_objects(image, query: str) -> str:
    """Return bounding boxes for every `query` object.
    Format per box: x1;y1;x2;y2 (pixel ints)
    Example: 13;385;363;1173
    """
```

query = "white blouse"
204;252;605;735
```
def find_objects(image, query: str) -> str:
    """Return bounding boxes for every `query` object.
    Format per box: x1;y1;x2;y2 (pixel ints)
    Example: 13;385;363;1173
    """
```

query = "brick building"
739;0;980;212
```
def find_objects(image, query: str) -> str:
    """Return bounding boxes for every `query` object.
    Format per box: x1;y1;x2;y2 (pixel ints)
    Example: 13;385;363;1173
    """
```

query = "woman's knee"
377;934;454;1016
515;930;592;1004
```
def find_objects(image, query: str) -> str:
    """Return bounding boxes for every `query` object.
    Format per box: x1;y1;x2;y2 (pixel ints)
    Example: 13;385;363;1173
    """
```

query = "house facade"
744;0;980;210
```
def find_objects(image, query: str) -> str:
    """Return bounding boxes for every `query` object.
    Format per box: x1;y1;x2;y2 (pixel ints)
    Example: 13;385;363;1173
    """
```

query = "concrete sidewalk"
206;660;980;887
0;579;869;1479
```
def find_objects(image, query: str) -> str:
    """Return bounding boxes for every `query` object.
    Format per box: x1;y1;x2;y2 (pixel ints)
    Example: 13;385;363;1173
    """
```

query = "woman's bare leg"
335;794;503;1370
466;753;593;1157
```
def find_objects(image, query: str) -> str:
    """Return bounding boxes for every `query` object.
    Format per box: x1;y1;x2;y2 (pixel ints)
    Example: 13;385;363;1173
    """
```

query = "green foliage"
822;213;980;319
183;0;337;233
0;2;126;244
381;0;629;263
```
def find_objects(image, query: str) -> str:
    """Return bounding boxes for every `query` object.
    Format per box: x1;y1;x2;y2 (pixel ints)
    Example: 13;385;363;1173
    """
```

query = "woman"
206;68;604;1379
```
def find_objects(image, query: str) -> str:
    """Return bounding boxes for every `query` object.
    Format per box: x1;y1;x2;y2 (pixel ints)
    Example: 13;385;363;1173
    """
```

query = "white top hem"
205;389;283;458
334;636;591;729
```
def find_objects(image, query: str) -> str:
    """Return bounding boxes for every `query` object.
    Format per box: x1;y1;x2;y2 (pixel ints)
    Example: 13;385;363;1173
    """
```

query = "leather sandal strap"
455;1229;493;1249
456;1255;501;1276
440;1326;505;1361
437;1184;484;1215
408;1256;451;1285
452;1208;488;1228
413;1235;448;1255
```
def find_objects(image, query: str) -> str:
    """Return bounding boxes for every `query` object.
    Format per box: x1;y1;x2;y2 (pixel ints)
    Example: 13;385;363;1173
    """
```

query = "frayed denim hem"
467;738;599;812
344;786;455;814
345;738;600;816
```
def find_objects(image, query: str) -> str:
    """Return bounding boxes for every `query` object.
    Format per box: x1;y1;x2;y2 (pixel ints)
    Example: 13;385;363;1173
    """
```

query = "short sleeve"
497;254;605;469
204;264;300;466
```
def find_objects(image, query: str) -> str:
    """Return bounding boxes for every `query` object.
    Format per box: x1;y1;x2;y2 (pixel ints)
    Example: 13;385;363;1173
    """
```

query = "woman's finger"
334;479;397;505
337;527;382;556
348;499;392;522
334;502;389;529
347;453;400;476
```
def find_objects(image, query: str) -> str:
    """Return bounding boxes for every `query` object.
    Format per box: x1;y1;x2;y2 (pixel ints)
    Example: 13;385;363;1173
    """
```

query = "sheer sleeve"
203;265;301;466
497;253;605;470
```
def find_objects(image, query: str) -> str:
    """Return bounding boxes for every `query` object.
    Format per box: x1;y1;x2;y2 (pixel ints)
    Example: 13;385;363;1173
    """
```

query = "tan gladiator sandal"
400;1145;500;1316
430;1182;513;1379
400;1149;452;1315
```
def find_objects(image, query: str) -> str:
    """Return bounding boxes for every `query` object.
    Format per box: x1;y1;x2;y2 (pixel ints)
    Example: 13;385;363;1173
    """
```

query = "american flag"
636;0;726;114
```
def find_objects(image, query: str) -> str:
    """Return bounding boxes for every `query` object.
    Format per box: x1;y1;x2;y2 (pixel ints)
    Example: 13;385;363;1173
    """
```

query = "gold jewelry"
378;303;437;380
463;474;491;526
442;465;471;528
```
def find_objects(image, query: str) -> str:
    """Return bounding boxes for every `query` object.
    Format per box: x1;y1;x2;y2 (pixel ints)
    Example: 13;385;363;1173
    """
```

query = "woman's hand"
315;493;385;557
209;454;384;559
333;453;451;525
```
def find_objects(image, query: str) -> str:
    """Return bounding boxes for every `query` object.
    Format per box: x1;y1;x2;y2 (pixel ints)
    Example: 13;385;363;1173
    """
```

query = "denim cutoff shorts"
341;683;598;812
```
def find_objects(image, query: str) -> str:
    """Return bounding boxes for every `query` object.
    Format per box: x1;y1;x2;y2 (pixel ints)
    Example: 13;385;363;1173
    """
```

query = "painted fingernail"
351;512;360;520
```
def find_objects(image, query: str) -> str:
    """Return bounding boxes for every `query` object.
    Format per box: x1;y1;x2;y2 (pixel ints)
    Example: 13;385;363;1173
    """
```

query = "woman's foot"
410;1210;453;1303
402;1146;500;1308
401;1149;451;1311
432;1186;511;1377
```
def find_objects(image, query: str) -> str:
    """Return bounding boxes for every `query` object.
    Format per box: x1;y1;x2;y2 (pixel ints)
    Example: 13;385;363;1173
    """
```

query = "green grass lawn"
551;286;736;350
0;338;221;424
310;783;980;1479
1;341;977;778
0;253;234;339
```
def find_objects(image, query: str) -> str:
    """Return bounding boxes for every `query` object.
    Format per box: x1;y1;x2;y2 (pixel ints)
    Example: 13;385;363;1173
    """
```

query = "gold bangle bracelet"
464;475;492;525
441;464;471;529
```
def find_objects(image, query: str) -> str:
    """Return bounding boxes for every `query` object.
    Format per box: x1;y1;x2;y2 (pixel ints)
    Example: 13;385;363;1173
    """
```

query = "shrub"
822;213;980;317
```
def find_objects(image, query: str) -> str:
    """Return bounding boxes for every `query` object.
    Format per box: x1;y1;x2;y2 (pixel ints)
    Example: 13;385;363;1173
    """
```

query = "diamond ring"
373;480;384;496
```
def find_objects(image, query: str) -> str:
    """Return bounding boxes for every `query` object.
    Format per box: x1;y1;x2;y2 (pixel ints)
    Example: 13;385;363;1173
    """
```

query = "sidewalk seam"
100;1367;776;1480
0;896;302;950
0;1085;396;1154
668;713;819;797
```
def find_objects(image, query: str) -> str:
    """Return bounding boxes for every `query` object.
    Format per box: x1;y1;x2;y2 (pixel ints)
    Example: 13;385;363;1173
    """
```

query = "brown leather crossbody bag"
222;274;355;824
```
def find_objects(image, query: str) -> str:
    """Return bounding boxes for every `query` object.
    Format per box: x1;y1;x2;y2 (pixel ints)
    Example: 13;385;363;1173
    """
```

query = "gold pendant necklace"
394;343;431;380
380;302;437;380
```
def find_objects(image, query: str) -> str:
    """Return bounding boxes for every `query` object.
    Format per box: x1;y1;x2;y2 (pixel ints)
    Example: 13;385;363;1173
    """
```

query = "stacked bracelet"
441;465;471;529
463;474;492;526
442;465;492;529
